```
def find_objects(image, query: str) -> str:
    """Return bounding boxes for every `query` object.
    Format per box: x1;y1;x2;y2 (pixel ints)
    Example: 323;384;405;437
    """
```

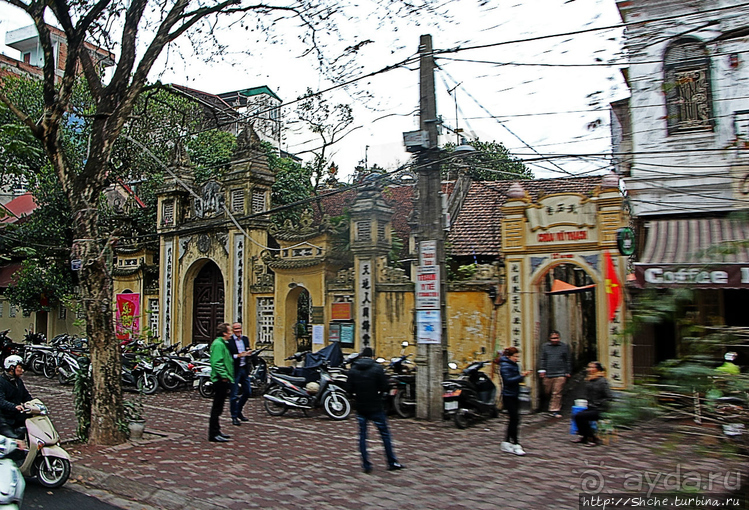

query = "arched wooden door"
192;261;225;344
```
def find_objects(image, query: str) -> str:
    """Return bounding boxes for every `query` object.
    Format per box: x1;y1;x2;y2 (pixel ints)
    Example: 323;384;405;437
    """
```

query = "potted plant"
123;394;146;440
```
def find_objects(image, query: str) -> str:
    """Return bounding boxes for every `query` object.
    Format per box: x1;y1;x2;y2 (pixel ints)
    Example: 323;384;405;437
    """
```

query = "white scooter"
18;399;71;488
0;436;24;510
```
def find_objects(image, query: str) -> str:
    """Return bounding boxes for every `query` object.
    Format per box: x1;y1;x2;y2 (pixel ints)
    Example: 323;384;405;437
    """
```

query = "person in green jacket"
208;322;234;442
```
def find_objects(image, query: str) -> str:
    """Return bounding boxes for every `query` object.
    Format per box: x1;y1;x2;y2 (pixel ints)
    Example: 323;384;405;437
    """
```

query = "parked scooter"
0;436;24;509
263;361;352;420
442;360;498;428
121;355;158;394
381;341;416;418
18;399;71;488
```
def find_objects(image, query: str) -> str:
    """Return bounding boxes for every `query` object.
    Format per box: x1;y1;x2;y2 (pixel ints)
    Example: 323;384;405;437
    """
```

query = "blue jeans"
230;365;251;418
357;411;398;469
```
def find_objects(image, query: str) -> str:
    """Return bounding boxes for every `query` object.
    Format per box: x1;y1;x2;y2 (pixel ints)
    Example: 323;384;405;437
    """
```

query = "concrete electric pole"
413;34;448;421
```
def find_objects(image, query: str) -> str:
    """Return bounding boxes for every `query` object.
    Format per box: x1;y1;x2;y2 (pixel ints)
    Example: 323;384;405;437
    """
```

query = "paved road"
20;372;749;510
23;481;141;510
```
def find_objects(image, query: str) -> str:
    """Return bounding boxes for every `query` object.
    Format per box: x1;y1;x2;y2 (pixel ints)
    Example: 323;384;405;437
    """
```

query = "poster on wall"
116;293;140;341
340;323;355;347
312;325;324;345
416;310;440;344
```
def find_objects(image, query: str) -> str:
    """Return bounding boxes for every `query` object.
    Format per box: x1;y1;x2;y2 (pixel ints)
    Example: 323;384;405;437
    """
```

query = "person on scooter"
499;347;530;456
0;355;32;439
208;323;234;443
228;322;252;426
347;347;403;474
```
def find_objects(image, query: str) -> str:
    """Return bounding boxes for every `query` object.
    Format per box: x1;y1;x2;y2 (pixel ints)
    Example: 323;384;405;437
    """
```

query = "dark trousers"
0;415;24;439
357;411;398;470
208;380;230;439
503;395;520;444
230;365;251;418
574;408;602;440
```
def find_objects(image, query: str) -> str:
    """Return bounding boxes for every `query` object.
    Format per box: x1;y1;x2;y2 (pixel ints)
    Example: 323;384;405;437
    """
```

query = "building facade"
614;0;749;371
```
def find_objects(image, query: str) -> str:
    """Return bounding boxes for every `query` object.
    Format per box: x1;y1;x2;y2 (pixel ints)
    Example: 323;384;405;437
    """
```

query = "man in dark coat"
227;322;252;426
0;355;32;438
347;347;403;473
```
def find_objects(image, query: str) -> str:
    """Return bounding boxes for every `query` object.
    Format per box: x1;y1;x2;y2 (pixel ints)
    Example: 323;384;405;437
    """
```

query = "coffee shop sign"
637;265;749;287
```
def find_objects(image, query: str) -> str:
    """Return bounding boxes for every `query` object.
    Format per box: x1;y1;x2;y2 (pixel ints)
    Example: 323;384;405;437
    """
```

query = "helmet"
305;382;320;395
724;352;738;362
3;355;23;371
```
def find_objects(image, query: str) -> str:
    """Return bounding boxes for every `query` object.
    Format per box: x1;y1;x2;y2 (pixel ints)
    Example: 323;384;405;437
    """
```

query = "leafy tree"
440;139;533;181
295;87;353;210
265;141;313;227
0;0;453;445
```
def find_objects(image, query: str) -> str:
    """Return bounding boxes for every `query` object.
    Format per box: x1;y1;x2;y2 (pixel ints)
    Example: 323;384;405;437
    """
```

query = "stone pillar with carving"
349;182;394;352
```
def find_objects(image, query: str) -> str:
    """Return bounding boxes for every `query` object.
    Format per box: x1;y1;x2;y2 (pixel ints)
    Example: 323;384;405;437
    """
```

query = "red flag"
604;251;621;322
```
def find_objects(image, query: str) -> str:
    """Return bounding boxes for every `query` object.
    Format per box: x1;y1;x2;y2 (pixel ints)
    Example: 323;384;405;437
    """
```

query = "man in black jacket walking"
347;347;403;474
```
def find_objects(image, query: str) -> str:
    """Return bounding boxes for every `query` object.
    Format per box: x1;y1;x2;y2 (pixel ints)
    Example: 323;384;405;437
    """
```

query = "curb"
71;464;225;510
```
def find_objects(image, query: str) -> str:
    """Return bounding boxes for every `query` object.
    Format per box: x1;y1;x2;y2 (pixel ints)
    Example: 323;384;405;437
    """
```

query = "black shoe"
218;432;231;439
387;463;404;471
232;417;242;426
209;435;230;442
363;466;373;474
238;415;249;422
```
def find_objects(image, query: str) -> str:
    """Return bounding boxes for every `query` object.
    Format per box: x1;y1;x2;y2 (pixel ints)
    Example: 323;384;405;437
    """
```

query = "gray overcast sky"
0;0;628;180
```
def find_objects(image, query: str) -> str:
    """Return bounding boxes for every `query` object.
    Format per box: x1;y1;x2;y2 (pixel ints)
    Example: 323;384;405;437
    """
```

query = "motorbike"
157;344;203;391
0;436;24;509
121;355;158;394
54;345;88;385
0;330;21;367
194;362;214;398
442;360;498;429
263;361;352;420
18;399;71;488
381;342;416;418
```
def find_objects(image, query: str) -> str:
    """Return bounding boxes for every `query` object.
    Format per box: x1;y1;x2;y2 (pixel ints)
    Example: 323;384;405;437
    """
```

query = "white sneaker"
500;441;515;453
512;443;526;456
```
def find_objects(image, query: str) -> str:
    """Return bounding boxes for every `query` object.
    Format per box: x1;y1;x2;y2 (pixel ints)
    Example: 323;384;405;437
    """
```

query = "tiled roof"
448;176;604;256
0;192;38;224
317;176;605;258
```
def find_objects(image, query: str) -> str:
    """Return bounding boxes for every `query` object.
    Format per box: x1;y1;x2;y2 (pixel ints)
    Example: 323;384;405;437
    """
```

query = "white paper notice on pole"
417;310;441;344
416;266;440;310
419;240;437;267
312;325;324;345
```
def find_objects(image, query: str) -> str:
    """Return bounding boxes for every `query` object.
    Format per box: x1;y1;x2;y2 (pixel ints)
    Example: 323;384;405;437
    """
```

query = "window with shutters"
231;189;244;213
256;297;274;344
162;201;174;225
664;38;714;134
356;221;371;242
252;190;266;213
148;299;159;334
377;222;386;241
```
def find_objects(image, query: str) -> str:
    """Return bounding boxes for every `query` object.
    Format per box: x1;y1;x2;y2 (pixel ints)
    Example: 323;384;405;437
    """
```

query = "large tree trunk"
72;199;126;445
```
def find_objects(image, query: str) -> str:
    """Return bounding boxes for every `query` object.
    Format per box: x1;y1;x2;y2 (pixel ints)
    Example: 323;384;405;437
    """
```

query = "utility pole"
414;34;447;421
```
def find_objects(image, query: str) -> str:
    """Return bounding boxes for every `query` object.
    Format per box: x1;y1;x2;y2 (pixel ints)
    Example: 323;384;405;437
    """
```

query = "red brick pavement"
23;373;748;510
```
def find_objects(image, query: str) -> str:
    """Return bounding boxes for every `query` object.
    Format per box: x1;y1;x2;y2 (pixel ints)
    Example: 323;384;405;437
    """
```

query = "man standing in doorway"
228;322;252;426
538;330;571;418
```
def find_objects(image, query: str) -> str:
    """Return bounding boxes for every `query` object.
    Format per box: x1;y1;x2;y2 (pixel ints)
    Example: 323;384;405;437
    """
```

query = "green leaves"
441;139;533;181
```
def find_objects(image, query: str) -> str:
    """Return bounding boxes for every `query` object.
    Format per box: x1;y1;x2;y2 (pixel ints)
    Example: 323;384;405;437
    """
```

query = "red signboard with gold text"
331;302;352;321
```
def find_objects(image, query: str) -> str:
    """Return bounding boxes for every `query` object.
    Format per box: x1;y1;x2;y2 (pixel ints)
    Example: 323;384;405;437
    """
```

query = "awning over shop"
634;217;749;289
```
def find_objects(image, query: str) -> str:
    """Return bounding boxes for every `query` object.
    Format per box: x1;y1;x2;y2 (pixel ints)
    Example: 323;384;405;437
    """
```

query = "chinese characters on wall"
509;261;522;348
357;259;373;346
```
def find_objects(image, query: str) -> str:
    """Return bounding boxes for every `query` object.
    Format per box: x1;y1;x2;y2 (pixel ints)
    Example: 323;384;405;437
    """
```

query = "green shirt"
209;336;234;383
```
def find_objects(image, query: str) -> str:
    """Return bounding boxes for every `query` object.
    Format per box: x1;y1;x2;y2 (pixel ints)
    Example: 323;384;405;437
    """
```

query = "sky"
0;0;629;181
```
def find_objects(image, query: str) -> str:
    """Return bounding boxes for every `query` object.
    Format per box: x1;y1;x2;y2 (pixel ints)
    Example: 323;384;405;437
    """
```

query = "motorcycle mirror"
448;362;458;370
401;341;409;348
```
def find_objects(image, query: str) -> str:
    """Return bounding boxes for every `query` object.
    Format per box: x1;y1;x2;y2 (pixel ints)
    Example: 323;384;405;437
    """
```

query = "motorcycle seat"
169;356;192;362
273;373;308;385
